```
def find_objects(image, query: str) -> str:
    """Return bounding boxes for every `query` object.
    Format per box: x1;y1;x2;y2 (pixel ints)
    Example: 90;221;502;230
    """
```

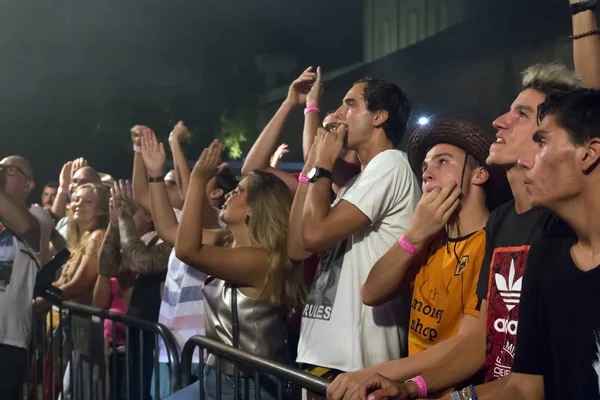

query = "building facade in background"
363;0;468;61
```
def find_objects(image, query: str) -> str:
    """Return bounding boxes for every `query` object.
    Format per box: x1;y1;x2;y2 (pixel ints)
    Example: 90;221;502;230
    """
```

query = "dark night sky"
0;1;362;194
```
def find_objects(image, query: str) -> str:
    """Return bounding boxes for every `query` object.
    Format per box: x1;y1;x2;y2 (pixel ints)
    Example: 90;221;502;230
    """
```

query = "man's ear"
373;110;389;129
209;188;224;200
471;166;490;186
25;180;35;194
580;138;600;173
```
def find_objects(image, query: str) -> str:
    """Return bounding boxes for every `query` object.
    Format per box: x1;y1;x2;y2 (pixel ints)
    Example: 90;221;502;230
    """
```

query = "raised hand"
140;127;166;177
306;66;322;108
286;67;318;107
59;161;74;189
314;125;347;171
169;121;192;143
404;181;462;249
108;197;119;228
192;140;223;180
70;157;88;179
112;180;137;217
131;125;145;147
270;143;289;168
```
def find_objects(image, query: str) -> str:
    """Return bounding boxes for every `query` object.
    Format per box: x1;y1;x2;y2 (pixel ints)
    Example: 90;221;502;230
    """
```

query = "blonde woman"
173;139;306;400
54;183;109;303
49;183;109;400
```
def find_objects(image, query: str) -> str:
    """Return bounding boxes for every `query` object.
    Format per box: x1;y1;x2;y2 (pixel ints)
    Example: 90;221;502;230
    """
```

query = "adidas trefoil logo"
495;259;522;312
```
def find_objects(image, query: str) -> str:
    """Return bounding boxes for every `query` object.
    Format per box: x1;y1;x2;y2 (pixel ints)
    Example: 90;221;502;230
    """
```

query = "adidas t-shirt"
409;229;485;356
297;150;421;372
475;200;560;381
512;226;600;399
0;207;54;349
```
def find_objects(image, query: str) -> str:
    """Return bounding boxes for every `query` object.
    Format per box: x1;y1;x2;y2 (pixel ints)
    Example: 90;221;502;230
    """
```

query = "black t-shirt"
475;199;561;381
128;271;167;322
127;236;167;323
513;226;600;400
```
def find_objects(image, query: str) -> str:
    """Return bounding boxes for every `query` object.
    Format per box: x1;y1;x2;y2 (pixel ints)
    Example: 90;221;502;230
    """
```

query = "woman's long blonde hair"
245;170;307;317
62;183;110;282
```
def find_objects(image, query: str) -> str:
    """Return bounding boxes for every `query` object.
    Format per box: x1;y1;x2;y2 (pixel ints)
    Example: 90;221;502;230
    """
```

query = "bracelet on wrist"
399;234;421;257
304;105;320;116
133;144;142;153
298;173;309;184
58;186;69;195
570;28;600;39
405;376;427;398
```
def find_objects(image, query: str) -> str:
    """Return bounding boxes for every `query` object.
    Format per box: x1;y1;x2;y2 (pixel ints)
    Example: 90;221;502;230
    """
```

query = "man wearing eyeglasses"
0;156;54;400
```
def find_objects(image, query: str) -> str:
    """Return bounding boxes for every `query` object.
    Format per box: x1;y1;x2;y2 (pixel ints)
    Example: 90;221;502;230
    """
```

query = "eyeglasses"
0;165;32;181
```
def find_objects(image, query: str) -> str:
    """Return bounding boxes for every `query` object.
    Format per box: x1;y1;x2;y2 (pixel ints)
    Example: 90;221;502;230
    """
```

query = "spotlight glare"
418;117;430;126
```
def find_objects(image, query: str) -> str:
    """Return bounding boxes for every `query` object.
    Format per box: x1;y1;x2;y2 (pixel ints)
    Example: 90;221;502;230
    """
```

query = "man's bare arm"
118;208;170;275
0;188;41;251
572;4;600;88
98;223;125;277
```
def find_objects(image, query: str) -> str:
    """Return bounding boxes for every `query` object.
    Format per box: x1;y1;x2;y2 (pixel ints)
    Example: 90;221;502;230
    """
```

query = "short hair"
215;167;238;198
537;88;600;146
522;63;582;95
44;181;59;189
354;77;412;146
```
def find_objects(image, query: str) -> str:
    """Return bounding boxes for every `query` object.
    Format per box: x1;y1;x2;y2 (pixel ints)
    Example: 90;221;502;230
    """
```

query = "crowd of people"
1;2;600;400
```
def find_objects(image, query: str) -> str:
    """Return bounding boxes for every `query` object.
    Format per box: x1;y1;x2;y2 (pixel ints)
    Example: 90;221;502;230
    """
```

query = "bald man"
0;155;54;400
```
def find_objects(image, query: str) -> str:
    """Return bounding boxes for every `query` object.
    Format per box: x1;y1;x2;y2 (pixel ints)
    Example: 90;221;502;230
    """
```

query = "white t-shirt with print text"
0;207;54;349
297;149;421;372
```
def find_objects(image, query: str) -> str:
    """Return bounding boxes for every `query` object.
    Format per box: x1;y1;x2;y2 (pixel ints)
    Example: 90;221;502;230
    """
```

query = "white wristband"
133;144;142;153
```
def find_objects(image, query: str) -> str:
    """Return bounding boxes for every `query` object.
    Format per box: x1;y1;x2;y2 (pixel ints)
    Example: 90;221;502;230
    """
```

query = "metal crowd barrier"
28;299;181;400
174;335;329;400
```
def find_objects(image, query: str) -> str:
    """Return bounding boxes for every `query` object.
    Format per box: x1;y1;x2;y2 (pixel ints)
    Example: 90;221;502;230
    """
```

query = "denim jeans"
204;364;279;400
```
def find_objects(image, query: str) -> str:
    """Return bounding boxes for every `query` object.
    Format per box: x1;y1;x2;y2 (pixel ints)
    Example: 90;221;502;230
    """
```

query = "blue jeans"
164;365;282;400
204;365;279;400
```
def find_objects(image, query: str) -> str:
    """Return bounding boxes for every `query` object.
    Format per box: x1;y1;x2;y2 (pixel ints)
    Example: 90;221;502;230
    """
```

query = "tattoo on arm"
98;224;125;277
118;210;171;275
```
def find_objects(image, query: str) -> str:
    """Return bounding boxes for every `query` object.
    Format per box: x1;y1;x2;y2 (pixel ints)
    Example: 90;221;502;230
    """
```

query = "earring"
245;215;250;225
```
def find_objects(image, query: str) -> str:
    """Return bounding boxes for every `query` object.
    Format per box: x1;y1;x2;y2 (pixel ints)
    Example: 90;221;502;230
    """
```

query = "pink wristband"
406;376;427;398
298;173;309;184
304;105;320;116
399;234;420;257
133;144;142;153
58;186;68;195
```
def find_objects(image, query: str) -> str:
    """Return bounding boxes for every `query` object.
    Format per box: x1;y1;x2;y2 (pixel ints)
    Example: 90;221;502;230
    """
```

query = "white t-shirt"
297;149;421;372
56;216;69;239
0;207;54;349
158;208;207;363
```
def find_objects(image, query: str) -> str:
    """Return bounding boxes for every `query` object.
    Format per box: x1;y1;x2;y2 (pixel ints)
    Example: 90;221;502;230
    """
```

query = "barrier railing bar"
139;329;144;400
181;336;329;396
41;299;181;397
154;334;160;400
126;326;131;400
112;322;118;400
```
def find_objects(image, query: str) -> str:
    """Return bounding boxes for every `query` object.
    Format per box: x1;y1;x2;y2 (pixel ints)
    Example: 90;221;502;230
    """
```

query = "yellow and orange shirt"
408;229;485;356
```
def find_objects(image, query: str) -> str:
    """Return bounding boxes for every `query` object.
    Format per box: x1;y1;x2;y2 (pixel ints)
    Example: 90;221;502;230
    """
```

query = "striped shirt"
158;209;207;363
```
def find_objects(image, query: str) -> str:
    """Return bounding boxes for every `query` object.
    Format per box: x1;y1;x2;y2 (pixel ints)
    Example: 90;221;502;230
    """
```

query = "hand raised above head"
286;66;318;107
192;140;223;180
140;127;166;177
169;121;192;143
